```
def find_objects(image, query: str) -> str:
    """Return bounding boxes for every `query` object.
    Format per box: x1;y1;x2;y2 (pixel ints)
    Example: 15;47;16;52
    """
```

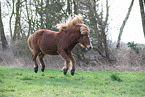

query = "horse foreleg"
32;53;39;73
67;52;76;76
38;52;45;72
58;50;70;75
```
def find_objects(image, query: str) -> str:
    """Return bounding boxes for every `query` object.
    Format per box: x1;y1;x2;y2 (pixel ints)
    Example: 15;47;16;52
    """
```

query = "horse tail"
27;35;34;52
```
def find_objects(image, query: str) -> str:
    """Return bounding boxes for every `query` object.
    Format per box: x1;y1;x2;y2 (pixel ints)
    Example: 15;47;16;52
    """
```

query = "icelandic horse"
27;15;93;75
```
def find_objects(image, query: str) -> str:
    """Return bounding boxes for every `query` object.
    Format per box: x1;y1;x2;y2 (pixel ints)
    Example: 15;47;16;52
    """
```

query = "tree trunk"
139;0;145;37
40;0;44;29
13;0;21;41
25;0;32;38
34;0;40;31
9;0;14;38
67;0;72;15
0;1;8;50
116;0;134;49
104;0;109;59
73;0;78;14
45;0;52;29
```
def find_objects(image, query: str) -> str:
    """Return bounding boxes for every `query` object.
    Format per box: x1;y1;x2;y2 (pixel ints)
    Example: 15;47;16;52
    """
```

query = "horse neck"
59;26;81;49
66;32;80;49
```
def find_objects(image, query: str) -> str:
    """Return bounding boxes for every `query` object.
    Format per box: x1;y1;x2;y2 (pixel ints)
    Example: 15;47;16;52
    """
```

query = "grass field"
0;66;145;97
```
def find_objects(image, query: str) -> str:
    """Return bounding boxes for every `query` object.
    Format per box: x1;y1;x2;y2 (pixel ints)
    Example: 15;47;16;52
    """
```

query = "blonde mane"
57;15;90;34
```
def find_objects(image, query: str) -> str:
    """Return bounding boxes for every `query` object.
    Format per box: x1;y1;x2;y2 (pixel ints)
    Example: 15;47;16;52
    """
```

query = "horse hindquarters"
28;32;43;73
33;52;46;73
27;35;38;73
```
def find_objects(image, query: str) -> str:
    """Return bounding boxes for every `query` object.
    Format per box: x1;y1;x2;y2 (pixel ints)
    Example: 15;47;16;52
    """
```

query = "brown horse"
27;15;93;75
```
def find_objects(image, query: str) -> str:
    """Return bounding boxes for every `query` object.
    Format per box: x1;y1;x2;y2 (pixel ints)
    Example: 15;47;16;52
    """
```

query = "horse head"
78;24;93;50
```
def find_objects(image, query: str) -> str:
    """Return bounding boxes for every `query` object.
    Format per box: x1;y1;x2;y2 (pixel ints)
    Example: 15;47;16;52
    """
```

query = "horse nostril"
91;46;93;49
87;46;92;50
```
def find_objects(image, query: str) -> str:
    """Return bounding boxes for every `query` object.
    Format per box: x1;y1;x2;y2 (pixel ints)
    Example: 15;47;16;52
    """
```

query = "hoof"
41;65;45;72
71;70;75;76
34;67;38;73
63;69;68;75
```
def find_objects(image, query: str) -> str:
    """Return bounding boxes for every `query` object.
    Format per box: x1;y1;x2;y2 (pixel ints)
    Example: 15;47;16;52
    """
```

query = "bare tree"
116;0;134;49
89;0;110;59
0;1;8;50
139;0;145;37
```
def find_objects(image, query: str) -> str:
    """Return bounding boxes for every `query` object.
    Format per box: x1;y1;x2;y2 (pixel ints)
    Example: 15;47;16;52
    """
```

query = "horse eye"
85;36;88;39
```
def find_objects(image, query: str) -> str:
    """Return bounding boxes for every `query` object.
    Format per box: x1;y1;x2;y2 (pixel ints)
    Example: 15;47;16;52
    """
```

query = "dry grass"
0;48;64;69
113;48;145;72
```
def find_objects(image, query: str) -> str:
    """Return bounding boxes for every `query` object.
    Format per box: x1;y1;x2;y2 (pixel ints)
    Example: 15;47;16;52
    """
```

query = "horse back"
32;29;59;55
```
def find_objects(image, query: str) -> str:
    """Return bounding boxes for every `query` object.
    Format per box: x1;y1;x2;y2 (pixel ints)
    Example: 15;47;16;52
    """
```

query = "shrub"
10;38;32;57
127;41;140;54
20;75;32;80
110;73;122;82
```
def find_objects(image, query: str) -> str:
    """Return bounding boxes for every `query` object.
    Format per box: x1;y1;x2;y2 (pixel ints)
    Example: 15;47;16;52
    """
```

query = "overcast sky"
108;0;145;44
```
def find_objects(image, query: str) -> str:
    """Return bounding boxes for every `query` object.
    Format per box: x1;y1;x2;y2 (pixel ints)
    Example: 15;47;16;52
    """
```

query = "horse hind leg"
38;52;45;72
32;52;39;73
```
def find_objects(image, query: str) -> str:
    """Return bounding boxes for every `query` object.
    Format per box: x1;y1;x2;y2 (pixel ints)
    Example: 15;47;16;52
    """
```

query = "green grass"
0;66;145;97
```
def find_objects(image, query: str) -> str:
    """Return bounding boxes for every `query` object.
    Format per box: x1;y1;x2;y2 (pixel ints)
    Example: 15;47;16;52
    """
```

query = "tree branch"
116;0;134;49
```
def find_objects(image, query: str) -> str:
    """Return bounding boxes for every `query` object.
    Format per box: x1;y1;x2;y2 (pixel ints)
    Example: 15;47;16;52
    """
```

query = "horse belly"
40;42;58;55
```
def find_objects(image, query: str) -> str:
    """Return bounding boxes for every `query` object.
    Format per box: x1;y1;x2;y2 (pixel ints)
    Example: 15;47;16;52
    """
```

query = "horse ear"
80;26;90;35
60;26;67;33
62;26;67;29
71;15;83;25
58;25;67;32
